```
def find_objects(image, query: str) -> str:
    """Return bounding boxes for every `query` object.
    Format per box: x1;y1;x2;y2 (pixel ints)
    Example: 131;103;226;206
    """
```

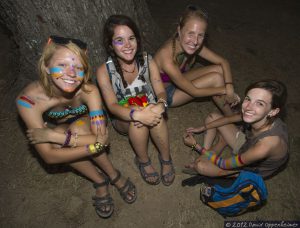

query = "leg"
186;155;237;177
55;120;114;218
171;65;234;115
202;112;239;150
128;122;160;184
150;117;175;185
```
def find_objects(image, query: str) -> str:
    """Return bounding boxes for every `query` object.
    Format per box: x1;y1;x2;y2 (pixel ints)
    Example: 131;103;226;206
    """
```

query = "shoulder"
96;62;110;81
154;39;172;60
16;81;50;107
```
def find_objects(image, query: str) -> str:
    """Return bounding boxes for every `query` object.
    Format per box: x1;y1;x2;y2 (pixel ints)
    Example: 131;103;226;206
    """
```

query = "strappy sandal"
92;175;114;218
134;157;160;185
110;169;137;204
158;154;175;186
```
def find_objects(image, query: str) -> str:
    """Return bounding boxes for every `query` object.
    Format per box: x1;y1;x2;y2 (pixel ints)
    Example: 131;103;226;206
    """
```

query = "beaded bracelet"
62;130;72;147
72;132;78;148
87;142;108;155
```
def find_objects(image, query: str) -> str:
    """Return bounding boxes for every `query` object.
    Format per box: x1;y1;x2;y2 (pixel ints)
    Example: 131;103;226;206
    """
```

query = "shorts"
232;130;246;155
165;83;176;106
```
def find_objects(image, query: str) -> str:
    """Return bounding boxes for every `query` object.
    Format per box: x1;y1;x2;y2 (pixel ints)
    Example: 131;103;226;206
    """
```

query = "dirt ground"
0;0;300;227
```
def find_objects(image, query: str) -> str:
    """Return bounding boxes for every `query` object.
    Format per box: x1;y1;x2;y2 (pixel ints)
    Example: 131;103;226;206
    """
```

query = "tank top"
239;118;289;178
105;52;156;104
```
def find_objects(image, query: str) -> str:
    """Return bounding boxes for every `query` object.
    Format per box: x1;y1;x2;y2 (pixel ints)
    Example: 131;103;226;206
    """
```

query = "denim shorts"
165;83;176;106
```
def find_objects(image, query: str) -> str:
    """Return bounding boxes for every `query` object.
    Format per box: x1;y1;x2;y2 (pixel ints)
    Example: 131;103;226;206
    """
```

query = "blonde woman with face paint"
97;15;175;187
154;5;240;116
183;80;288;180
16;36;137;218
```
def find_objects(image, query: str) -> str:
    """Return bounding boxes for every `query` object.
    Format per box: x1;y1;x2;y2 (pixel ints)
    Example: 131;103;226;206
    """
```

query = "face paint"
89;110;105;126
17;95;35;108
76;70;84;80
50;67;64;79
112;40;123;46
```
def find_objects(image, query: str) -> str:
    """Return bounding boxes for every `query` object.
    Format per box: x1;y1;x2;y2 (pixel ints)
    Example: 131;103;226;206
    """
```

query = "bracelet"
87;142;108;155
72;132;78;147
225;82;233;85
62;130;72;147
158;98;168;110
129;109;135;121
191;143;197;151
88;144;97;154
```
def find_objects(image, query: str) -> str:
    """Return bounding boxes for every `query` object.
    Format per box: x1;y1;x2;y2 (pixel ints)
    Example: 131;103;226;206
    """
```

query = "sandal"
110;169;137;204
158;154;175;186
134;157;160;185
92;174;114;218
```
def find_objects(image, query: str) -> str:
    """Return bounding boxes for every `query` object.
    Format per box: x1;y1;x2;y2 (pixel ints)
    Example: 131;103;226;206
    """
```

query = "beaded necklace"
47;104;88;119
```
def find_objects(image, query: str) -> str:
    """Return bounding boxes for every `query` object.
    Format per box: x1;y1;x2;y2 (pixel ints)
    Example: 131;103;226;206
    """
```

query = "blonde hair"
38;41;91;97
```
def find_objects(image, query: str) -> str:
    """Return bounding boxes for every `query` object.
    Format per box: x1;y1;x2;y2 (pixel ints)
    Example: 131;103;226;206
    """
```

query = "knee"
211;64;223;75
205;112;223;124
195;159;208;174
211;72;224;87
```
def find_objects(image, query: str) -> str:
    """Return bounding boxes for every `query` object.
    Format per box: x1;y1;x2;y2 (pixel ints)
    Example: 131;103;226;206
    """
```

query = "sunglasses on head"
187;5;208;20
48;35;87;50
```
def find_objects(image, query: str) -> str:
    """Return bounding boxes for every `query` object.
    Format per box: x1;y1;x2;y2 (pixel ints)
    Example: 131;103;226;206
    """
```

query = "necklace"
121;63;136;73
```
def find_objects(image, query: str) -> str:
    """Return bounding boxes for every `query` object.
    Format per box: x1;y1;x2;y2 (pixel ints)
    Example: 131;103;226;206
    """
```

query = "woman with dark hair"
97;15;175;186
16;36;136;218
183;79;288;179
154;5;240;115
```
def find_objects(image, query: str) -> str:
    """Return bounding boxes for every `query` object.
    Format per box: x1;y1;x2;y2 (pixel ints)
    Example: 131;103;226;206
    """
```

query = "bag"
200;171;268;217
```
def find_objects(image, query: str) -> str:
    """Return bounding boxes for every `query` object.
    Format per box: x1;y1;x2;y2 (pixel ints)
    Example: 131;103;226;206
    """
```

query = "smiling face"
111;25;137;63
178;17;207;55
46;47;84;93
242;88;279;129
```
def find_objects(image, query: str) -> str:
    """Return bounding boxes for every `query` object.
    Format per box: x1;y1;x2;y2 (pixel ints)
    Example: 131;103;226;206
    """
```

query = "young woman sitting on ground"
16;36;136;218
154;5;239;115
97;15;175;186
183;79;288;179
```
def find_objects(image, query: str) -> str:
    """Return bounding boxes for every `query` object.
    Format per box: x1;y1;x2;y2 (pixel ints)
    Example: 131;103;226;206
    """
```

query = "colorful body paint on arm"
17;95;35;108
202;149;245;169
89;110;105;126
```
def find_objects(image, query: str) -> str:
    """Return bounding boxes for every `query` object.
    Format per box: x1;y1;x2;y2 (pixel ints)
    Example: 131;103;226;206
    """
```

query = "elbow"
42;156;59;165
39;152;60;165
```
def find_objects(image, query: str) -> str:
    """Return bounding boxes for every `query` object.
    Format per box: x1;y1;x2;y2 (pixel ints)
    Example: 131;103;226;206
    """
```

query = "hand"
150;103;165;116
96;126;109;145
225;92;240;107
183;133;197;147
133;104;162;126
186;126;206;134
27;124;53;144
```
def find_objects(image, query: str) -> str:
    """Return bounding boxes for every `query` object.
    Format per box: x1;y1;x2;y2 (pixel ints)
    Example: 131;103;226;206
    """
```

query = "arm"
16;86;99;164
96;64;161;126
26;85;108;147
186;113;242;133
156;48;225;97
199;46;236;103
195;137;276;170
148;59;167;115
